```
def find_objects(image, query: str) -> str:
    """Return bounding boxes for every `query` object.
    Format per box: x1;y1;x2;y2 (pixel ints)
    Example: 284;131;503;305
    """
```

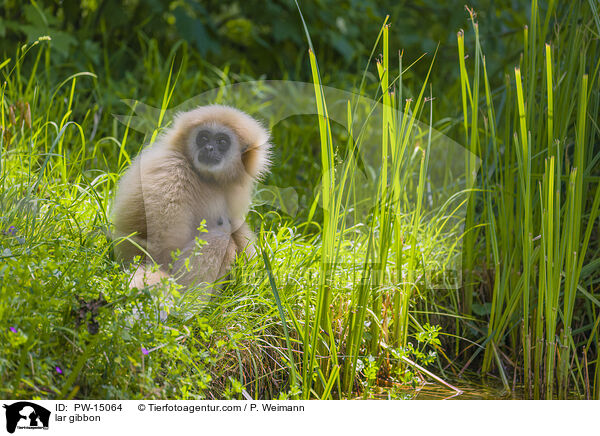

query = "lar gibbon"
112;105;271;290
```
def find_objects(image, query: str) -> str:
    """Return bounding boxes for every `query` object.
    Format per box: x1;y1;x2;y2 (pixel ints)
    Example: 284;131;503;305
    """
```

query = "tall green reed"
460;0;600;398
300;9;457;396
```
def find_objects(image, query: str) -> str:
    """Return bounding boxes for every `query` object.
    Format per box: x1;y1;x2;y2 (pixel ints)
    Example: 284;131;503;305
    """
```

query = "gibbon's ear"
233;114;270;180
240;134;271;180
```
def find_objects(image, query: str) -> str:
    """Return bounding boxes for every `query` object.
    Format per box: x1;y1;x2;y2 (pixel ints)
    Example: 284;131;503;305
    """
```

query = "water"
373;377;582;399
367;377;519;400
410;379;521;400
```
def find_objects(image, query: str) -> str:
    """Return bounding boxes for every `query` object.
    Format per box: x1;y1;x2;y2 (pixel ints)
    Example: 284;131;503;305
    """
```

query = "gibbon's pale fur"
112;105;271;289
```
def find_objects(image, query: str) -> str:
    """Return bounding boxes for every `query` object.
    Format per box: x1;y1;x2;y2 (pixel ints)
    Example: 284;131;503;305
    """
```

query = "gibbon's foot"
130;264;170;289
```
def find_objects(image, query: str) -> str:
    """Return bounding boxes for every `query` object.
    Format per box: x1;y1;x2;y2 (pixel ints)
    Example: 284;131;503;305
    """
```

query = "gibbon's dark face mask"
195;128;232;166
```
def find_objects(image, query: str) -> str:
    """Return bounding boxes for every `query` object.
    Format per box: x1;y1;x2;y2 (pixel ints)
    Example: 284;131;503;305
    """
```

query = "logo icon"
2;402;50;434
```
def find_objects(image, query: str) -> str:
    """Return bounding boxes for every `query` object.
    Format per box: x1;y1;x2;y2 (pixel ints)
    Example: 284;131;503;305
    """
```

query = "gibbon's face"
187;123;241;174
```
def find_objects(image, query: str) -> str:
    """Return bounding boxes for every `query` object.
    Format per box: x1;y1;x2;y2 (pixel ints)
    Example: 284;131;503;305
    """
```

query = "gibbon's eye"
196;130;211;146
215;133;231;151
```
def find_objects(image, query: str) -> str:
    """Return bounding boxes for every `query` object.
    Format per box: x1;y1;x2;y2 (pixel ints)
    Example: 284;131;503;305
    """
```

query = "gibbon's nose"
205;144;214;152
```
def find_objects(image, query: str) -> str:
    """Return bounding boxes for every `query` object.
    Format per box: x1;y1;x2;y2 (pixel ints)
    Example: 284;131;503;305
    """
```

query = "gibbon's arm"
138;151;200;267
113;149;197;267
112;157;149;263
231;220;257;259
130;265;170;289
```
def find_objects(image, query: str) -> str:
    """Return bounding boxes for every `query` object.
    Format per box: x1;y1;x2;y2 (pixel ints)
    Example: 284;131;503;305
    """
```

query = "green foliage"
1;0;532;83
